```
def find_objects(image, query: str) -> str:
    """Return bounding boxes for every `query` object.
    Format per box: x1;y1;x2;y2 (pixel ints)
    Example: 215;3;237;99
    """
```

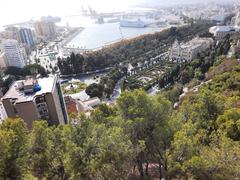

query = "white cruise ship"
120;19;146;28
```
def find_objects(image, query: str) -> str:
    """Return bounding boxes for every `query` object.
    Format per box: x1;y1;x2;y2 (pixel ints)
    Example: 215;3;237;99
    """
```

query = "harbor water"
59;16;167;50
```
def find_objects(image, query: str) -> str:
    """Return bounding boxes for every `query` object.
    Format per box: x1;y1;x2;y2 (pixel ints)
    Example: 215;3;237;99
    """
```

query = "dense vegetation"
124;34;231;92
58;22;214;98
1;59;239;179
85;33;231;99
86;66;127;98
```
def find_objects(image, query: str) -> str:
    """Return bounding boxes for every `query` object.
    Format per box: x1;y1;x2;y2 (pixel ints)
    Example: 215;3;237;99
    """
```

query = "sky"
0;0;137;26
0;0;236;26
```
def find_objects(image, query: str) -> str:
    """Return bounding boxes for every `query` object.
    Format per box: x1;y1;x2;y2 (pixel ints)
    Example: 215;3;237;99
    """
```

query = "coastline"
97;26;171;51
64;25;172;52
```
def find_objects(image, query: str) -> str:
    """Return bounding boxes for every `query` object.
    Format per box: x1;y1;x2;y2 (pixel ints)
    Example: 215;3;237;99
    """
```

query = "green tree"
168;122;206;179
0;118;28;179
47;125;69;179
85;83;104;98
5;66;22;76
179;132;240;180
0;129;14;179
216;108;240;141
28;121;51;180
117;89;173;179
22;64;47;77
196;133;240;179
65;114;135;179
162;83;183;103
194;68;205;80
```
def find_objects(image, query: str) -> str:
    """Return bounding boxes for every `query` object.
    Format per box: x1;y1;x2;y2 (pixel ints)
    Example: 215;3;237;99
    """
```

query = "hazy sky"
0;0;236;26
0;0;136;25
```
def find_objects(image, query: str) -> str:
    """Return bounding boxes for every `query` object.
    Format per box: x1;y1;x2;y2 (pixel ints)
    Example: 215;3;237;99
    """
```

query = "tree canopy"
0;57;239;179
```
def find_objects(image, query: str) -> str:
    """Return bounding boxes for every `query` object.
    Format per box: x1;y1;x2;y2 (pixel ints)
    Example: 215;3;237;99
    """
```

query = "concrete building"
0;50;7;68
169;37;214;62
0;39;26;68
209;26;240;40
1;76;68;128
19;28;35;48
0;26;20;41
33;21;56;38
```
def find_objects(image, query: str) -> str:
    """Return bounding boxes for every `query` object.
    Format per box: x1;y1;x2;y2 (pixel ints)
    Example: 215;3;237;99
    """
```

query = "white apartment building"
169;37;214;62
1;39;26;68
209;26;240;40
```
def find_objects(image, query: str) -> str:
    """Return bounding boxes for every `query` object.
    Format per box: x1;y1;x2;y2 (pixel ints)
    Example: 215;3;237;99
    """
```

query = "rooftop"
69;90;90;101
2;76;56;103
83;97;101;108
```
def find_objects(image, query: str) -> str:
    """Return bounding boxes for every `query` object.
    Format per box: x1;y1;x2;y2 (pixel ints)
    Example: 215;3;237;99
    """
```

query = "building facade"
33;21;56;38
169;37;214;62
0;39;26;68
1;76;68;128
19;28;35;48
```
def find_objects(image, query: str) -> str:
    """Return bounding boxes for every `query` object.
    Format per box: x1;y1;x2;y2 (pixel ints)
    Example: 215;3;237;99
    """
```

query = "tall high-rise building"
33;21;56;38
19;28;35;48
1;76;68;129
0;39;26;68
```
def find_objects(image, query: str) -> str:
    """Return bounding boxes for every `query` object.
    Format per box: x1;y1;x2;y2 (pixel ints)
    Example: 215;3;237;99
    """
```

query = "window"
35;96;49;120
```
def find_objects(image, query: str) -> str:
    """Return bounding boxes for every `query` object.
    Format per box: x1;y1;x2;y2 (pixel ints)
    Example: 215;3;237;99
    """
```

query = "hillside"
167;59;240;179
0;59;239;179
